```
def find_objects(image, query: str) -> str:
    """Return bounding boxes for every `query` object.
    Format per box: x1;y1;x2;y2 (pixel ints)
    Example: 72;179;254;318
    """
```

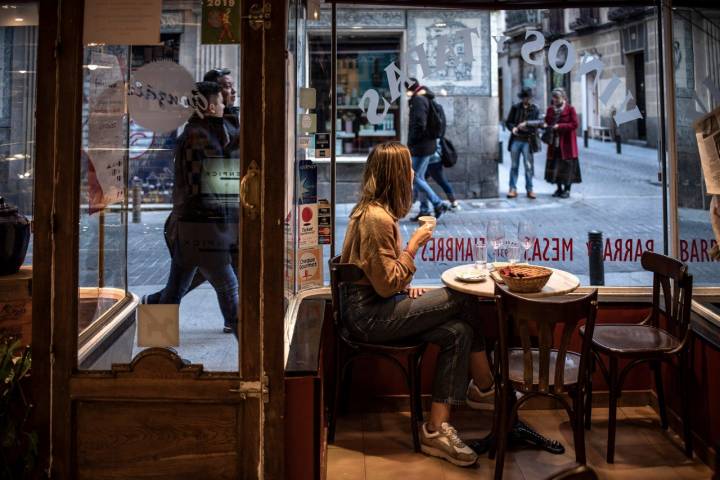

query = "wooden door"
32;0;287;478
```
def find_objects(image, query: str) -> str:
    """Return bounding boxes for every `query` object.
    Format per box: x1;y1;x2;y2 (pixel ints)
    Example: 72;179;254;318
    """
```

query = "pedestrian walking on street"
144;68;240;334
152;81;240;338
418;139;460;213
543;88;581;199
505;87;541;199
406;78;450;221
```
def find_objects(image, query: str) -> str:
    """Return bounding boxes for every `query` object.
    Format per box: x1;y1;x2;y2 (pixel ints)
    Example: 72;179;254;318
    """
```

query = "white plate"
456;270;488;283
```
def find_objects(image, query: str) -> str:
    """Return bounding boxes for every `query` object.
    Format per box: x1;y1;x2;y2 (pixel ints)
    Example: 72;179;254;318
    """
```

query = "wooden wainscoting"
69;348;245;480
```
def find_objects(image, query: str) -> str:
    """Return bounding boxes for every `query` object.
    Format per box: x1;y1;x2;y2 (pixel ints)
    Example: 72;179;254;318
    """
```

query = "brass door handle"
240;161;260;219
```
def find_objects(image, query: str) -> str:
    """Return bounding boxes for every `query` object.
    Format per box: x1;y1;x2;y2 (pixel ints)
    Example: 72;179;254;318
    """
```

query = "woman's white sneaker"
420;422;478;467
466;379;495;410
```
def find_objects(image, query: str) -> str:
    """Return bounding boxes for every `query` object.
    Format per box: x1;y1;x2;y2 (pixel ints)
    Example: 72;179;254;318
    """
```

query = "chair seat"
508;348;581;386
339;331;426;353
581;324;680;354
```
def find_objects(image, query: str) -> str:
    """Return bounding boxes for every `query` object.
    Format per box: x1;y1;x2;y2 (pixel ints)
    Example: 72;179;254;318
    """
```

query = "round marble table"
441;264;580;298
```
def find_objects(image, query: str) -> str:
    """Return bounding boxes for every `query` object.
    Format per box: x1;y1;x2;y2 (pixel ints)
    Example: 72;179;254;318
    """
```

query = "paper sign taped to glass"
297;246;323;291
137;304;180;348
693;105;720;195
201;0;241;45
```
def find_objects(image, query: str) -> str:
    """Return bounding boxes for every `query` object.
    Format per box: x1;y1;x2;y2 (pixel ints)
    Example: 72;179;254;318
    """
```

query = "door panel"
34;0;287;478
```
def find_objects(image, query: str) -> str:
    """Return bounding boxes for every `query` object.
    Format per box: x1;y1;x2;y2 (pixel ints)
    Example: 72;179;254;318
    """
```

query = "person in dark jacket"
154;81;239;337
406;79;449;221
544;88;581;198
505;87;540;199
144;69;240;334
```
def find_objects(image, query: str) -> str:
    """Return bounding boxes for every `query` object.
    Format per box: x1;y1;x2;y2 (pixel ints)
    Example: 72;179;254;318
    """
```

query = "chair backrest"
545;465;598;480
495;285;599;393
641;251;693;336
329;255;365;329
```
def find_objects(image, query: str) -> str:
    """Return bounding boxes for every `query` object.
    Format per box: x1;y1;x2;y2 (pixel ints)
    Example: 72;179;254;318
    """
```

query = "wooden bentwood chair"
580;251;694;463
493;285;599;480
328;256;427;452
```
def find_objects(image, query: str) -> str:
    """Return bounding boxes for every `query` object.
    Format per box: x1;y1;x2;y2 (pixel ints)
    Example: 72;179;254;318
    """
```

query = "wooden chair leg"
680;352;693;457
607;356;619;464
652;361;669;430
573;388;587;464
585;353;595;430
413;352;424;424
328;341;345;444
493;383;511;480
340;358;354;415
408;352;422;453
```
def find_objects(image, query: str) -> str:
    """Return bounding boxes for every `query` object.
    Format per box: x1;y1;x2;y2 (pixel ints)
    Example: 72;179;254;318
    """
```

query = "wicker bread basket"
498;265;553;293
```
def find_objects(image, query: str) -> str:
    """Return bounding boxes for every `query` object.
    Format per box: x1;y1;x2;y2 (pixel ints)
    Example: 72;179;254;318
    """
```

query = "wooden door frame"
31;0;287;478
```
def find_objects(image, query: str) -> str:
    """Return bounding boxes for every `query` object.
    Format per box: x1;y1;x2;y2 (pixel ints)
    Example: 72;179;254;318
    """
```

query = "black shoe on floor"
410;212;431;222
552;189;562;198
434;203;448;220
559;190;570;199
223;324;234;333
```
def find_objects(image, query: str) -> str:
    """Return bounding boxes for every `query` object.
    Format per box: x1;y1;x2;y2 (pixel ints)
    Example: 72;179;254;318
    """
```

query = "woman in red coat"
544;88;581;198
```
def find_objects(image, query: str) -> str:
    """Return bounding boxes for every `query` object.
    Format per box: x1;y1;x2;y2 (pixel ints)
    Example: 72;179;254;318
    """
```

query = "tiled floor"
327;406;714;479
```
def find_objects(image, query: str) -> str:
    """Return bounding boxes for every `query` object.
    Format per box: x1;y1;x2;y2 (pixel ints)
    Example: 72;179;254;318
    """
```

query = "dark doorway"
632;52;647;140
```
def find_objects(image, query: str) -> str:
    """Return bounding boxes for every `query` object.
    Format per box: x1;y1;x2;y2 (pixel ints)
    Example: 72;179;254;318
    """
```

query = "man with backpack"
406;79;450;221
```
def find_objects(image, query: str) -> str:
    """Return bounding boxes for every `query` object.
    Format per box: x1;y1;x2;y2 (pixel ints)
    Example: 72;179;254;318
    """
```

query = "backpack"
440;137;457;168
426;98;446;139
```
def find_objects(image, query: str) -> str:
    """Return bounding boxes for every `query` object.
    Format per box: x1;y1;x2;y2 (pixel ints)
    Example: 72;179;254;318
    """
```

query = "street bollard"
615;134;622;155
132;181;142;224
584;129;589;148
588;230;605;286
498;140;503;163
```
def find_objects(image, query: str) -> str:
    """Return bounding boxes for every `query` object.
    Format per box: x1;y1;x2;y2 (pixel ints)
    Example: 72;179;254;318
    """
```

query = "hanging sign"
127;60;197;133
201;0;241;45
84;0;162;46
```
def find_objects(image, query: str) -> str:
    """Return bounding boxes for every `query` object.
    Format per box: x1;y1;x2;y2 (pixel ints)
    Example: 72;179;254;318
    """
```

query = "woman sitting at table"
340;141;494;467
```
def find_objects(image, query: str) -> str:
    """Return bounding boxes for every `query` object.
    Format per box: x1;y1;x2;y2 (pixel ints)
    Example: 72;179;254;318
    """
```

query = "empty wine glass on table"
517;220;536;263
506;241;520;264
473;240;487;272
487;220;505;262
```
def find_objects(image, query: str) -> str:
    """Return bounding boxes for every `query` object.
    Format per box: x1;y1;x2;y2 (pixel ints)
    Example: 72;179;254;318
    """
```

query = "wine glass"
486;220;505;262
506;241;520;264
518;220;536;263
473;240;487;272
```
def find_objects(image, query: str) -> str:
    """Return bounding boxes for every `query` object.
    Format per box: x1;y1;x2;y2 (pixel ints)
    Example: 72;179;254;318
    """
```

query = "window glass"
673;7;720;285
301;5;667;287
79;0;241;371
0;3;37;268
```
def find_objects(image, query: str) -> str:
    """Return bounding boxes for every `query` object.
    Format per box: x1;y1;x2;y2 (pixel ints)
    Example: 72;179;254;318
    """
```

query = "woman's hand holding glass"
407;223;433;256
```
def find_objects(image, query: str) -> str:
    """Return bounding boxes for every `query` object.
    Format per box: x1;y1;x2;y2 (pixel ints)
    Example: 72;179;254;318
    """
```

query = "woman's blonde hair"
351;141;413;219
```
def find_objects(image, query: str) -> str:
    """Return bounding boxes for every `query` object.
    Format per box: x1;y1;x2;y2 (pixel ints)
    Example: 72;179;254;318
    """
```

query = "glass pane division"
78;1;240;371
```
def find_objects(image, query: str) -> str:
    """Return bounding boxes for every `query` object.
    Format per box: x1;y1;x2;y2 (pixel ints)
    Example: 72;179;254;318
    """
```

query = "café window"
287;5;720;293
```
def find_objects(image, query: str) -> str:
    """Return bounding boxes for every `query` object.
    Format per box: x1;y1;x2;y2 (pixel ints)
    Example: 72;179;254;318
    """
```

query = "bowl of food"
497;265;553;293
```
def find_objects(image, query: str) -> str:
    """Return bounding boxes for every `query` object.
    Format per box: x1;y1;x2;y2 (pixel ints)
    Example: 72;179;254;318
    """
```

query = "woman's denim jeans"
159;260;239;336
342;285;484;406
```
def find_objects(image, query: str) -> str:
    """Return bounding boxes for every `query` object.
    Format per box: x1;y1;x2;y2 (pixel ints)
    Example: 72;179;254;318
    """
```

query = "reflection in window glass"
79;1;241;371
673;7;720;286
302;6;667;287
